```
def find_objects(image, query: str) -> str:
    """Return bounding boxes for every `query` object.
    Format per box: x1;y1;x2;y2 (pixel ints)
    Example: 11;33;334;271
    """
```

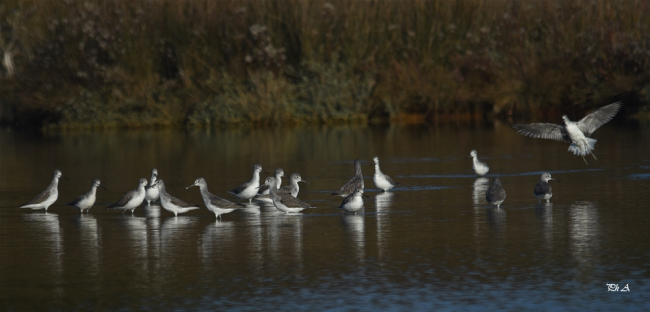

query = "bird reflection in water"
341;214;365;262
569;201;599;282
472;177;489;206
486;207;507;234
535;203;554;248
74;213;100;276
375;192;393;261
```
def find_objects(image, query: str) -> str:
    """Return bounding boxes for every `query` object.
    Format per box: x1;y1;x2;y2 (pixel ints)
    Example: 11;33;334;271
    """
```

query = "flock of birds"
18;102;622;216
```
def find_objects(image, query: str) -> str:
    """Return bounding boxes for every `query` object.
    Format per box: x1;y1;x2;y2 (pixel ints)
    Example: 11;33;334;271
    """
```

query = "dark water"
1;121;649;310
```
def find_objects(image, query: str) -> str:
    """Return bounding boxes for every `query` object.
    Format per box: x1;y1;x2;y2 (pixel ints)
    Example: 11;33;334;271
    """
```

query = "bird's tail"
568;138;597;156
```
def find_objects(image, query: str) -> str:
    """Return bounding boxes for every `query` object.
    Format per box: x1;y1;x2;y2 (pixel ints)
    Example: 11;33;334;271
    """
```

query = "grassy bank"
0;0;648;130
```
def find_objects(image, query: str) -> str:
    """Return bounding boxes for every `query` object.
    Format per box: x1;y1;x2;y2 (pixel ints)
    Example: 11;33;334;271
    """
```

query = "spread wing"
511;123;570;143
577;102;622;136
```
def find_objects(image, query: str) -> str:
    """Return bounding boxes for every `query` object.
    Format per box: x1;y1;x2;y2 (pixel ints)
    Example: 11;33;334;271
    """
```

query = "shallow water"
1;121;649;310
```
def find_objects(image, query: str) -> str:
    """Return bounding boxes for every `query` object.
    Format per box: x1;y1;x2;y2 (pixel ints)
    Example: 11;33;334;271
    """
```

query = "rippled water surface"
1;122;649;310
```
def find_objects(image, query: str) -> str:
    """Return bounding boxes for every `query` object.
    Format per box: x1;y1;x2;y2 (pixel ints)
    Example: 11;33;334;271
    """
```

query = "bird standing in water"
486;177;506;208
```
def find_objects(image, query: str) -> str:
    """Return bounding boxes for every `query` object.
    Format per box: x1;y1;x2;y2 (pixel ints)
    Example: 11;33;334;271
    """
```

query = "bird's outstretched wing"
511;123;570;143
577;102;622;136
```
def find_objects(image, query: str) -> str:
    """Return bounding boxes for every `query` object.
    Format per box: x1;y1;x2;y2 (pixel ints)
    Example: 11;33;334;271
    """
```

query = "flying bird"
511;102;622;164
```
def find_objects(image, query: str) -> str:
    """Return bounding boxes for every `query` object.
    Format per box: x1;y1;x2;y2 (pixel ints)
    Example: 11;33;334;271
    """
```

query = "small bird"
257;173;308;200
144;168;159;205
511;102;622;164
534;172;558;203
20;169;66;211
186;177;244;220
67;179;106;213
486;177;506;208
260;177;316;213
257;168;284;196
107;178;148;214
332;159;364;197
338;188;366;214
372;156;398;192
281;173;308;198
467;150;489;176
229;164;267;203
155;180;200;217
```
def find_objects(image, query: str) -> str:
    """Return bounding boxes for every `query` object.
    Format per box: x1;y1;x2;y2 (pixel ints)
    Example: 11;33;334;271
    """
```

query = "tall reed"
0;0;648;129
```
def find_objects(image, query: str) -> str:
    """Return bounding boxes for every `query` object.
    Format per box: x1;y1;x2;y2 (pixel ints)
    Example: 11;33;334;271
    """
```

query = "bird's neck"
198;184;212;197
252;171;261;183
355;165;363;176
275;175;282;189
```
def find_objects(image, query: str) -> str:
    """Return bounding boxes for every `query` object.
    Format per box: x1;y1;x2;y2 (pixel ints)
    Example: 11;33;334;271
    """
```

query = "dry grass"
0;0;648;129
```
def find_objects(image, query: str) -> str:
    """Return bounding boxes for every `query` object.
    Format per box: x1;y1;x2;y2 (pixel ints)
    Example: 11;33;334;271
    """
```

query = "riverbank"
1;0;648;130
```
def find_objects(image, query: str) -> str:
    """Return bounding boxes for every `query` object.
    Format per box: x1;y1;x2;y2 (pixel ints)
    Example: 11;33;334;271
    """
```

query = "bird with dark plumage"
486;177;506;208
534;172;558;203
332;160;364;197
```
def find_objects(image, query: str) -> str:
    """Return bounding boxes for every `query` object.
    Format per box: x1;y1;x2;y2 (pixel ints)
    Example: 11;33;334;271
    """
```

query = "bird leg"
591;152;597;160
581;156;588;165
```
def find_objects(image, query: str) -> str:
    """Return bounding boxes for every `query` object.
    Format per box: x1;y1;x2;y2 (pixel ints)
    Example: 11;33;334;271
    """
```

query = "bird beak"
552;178;560;182
263;171;269;174
63;176;70;180
185;183;197;189
465;155;471;159
100;185;108;190
362;193;370;198
300;180;309;184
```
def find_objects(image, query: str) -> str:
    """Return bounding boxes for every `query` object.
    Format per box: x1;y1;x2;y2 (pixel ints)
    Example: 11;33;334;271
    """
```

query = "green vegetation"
0;0;648;130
